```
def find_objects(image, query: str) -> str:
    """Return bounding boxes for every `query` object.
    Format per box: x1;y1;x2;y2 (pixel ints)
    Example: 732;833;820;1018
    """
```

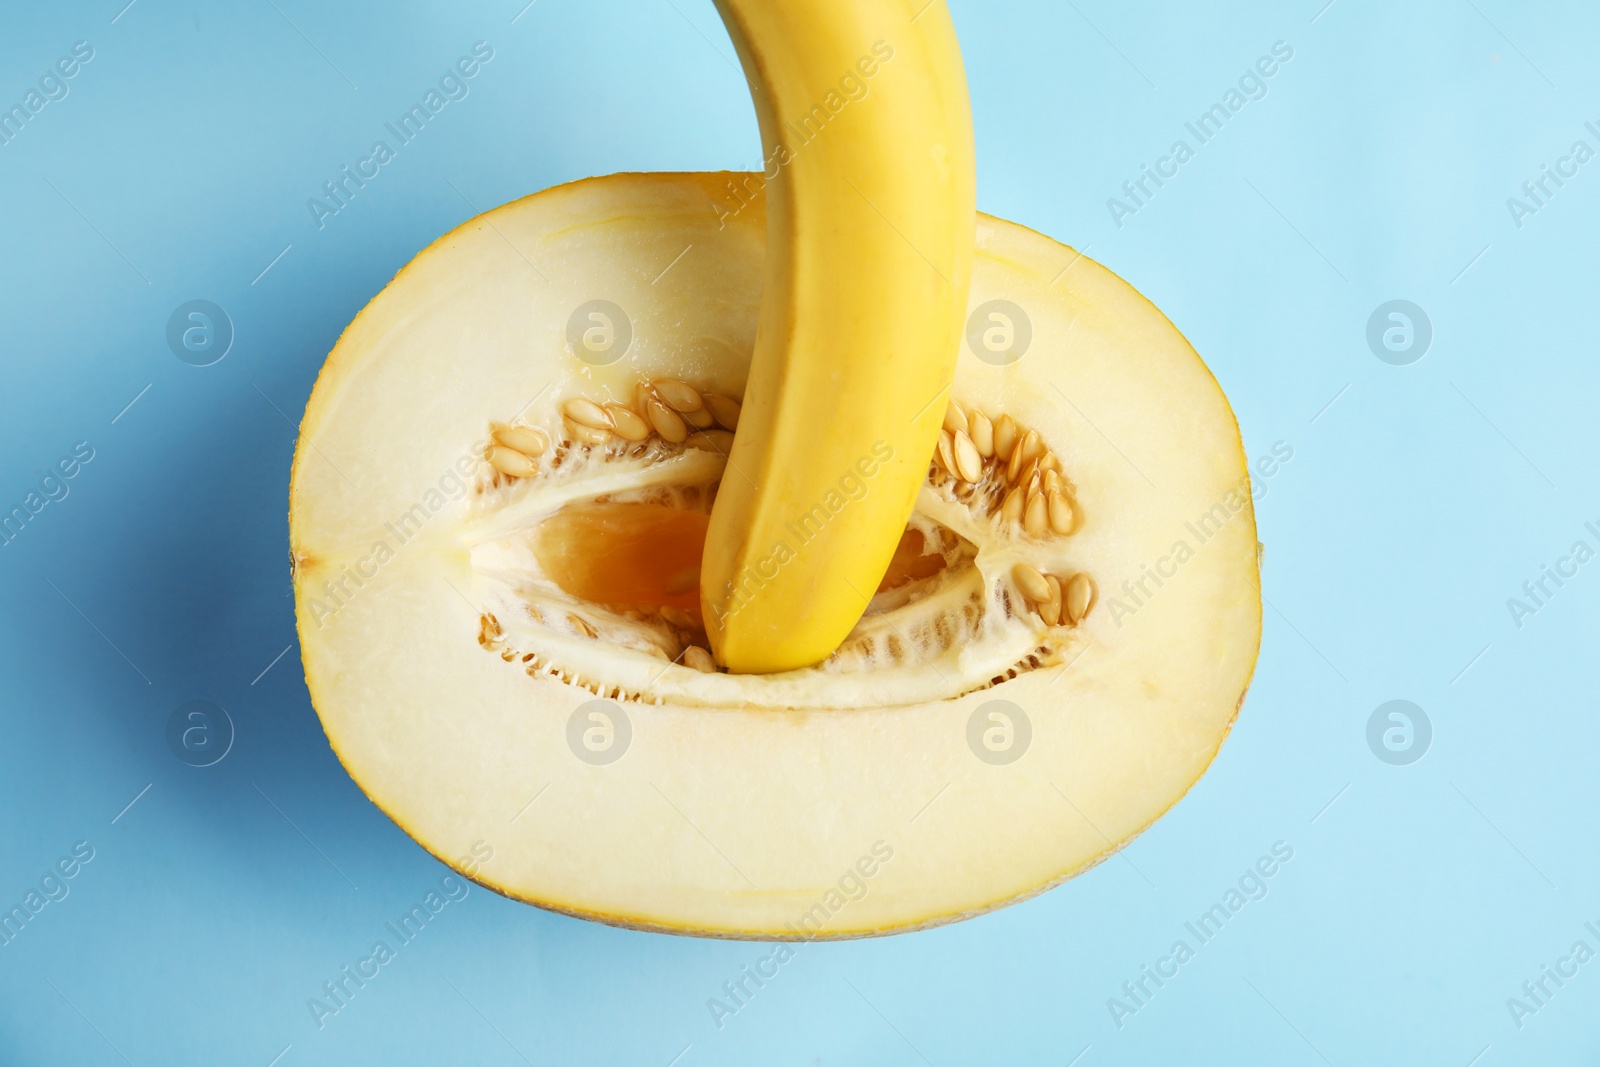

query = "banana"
702;0;976;673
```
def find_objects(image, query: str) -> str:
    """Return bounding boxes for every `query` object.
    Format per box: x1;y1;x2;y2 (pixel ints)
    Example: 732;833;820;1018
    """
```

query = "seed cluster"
486;425;550;479
479;385;1094;689
486;378;742;480
654;607;719;672
1010;563;1093;628
933;401;1076;540
681;645;717;673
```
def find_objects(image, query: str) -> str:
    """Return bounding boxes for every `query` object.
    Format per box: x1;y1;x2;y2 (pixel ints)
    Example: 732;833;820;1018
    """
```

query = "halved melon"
290;171;1260;938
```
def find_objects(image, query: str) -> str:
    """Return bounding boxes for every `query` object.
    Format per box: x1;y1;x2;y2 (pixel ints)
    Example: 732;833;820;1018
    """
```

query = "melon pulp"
289;172;1261;938
532;507;944;632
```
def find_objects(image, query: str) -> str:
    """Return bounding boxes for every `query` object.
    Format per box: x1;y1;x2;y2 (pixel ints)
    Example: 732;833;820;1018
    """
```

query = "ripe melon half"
289;171;1261;938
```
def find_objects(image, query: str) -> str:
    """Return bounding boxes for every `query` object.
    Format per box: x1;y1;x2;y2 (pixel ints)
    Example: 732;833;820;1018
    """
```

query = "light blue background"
2;0;1597;1063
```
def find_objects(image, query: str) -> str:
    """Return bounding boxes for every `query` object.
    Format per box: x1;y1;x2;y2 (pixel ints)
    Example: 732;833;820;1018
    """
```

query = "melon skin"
290;172;1261;939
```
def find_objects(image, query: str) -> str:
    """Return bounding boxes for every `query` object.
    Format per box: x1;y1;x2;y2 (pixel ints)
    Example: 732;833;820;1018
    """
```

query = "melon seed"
1065;573;1093;624
943;401;967;436
1018;429;1043;466
1048;491;1073;535
686;428;735;453
492;425;549;457
969;411;994;457
1000;485;1025;523
652;378;704;412
1006;436;1029;482
936;431;956;475
646;397;688;442
564;417;610;446
1040;575;1063;626
994;414;1018;460
704;394;741;430
664;566;700;595
1011;562;1051;603
683;645;717;673
1024;490;1048;538
562;397;612;430
660;606;697;629
487;444;539;478
952;430;982;483
606;404;651;441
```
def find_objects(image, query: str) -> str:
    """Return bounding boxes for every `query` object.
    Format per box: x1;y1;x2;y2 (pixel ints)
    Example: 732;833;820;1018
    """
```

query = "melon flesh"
290;172;1260;938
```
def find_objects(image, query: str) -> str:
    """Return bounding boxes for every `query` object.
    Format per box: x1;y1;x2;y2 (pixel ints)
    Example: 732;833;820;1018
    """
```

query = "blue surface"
2;1;1597;1063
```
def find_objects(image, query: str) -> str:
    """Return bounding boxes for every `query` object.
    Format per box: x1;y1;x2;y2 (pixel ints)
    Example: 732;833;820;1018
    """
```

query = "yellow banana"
703;0;976;673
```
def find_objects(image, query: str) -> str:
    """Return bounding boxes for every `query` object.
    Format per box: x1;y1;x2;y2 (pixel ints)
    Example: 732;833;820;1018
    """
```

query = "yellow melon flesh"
289;172;1260;938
